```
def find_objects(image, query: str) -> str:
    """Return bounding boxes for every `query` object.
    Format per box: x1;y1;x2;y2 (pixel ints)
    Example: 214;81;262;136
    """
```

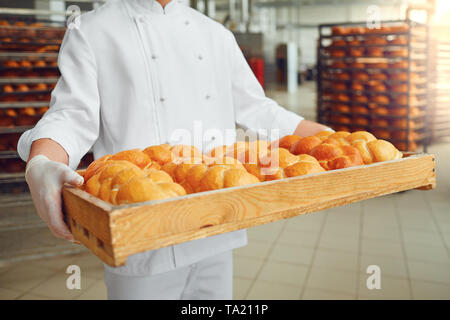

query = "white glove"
324;127;335;132
25;155;84;241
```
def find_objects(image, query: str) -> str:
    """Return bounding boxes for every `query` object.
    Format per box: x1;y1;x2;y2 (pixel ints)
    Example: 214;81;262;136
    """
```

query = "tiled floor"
0;82;449;300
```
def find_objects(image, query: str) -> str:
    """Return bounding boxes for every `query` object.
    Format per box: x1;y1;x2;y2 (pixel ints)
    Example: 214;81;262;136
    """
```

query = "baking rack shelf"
317;20;430;152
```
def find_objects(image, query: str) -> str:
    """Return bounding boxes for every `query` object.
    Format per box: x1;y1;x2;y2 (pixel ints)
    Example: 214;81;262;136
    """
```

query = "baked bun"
330;49;346;58
363;37;387;45
392;119;415;129
371;72;388;81
330;61;347;69
351;105;368;114
392;130;418;141
350;82;364;91
335;93;350;102
371;118;389;127
390;73;408;81
143;144;173;166
290;135;323;155
390;84;408;92
368;82;387;92
114;176;186;205
366;47;384;57
370;95;390;104
332;104;350;113
332;26;350;35
165;161;258;194
353;116;369;126
109;149;152;169
389;48;408;57
271;135;302;151
349;62;365;69
354;72;369;80
349;48;364;57
335;72;350;80
331;39;347;47
257;149;325;181
389;37;407;45
354;94;368;103
309;143;363;170
389;61;408;69
331;82;347;91
371;130;391;140
394;141;417;152
372;106;388;115
314;131;335;141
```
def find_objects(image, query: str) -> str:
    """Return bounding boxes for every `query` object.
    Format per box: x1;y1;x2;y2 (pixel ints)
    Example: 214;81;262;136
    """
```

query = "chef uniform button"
160;97;166;102
205;94;211;100
198;54;203;60
184;20;190;25
151;54;158;60
139;17;145;23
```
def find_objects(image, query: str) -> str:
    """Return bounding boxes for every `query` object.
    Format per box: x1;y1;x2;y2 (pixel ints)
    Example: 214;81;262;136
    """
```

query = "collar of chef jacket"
133;0;183;16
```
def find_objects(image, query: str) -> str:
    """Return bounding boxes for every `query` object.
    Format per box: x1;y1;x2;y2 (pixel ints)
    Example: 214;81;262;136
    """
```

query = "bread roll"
371;72;388;81
271;135;301;151
330;61;347;69
349;48;364;57
290;135;323;155
350;82;364;91
109;149;152;169
309;143;363;170
143;144;173;166
256;149;325;181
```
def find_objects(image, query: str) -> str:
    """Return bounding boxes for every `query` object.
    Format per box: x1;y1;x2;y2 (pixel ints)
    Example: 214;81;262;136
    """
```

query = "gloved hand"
25;155;84;241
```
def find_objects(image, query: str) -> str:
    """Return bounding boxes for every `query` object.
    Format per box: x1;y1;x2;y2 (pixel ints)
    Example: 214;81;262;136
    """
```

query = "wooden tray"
62;152;436;267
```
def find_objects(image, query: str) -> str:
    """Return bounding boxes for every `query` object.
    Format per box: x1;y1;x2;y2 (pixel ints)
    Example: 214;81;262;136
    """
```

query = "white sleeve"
17;25;100;169
229;31;303;139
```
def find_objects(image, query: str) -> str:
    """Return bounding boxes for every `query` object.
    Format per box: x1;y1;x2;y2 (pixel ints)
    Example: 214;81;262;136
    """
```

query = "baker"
18;0;330;300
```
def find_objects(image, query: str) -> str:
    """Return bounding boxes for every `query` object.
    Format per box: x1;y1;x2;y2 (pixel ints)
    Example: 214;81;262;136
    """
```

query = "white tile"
360;254;408;279
404;243;450;264
411;280;450;300
268;243;315;265
407;260;450;285
233;256;264;280
321;219;360;237
75;280;107;300
29;272;97;299
302;287;356;300
257;260;309;286
361;224;402;242
0;264;56;292
313;249;359;272
247;222;284;242
234;240;273;259
285;213;325;232
233;277;253;300
317;233;359;253
277;229;319;248
306;266;358;295
246;281;302;300
358;275;411;300
361;238;404;259
0;287;22;300
402;229;446;247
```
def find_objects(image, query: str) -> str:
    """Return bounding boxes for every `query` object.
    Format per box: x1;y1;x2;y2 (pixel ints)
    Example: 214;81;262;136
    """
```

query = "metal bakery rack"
317;20;430;152
429;25;450;142
0;17;93;193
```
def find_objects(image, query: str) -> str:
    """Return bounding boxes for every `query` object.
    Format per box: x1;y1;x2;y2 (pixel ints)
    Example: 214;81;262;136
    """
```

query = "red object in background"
248;57;265;89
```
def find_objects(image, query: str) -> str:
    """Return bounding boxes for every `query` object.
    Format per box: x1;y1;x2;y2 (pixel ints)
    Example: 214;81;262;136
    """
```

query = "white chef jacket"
18;0;303;276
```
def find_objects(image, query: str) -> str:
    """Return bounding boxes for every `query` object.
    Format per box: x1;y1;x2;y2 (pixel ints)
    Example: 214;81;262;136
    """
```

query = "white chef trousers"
104;250;233;300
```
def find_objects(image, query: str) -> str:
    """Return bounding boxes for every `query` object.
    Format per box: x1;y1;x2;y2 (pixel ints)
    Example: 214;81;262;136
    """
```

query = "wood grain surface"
63;153;436;267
